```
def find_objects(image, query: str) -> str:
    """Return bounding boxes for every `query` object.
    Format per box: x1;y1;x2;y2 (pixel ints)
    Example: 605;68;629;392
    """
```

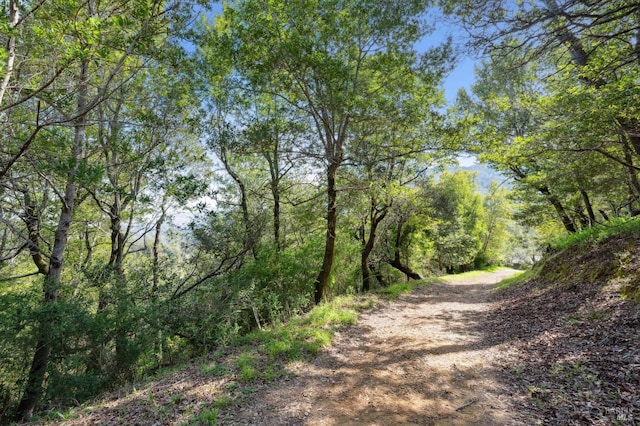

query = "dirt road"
227;269;528;425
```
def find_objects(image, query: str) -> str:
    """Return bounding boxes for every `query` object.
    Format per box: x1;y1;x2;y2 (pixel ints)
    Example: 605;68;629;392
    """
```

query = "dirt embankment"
484;235;640;425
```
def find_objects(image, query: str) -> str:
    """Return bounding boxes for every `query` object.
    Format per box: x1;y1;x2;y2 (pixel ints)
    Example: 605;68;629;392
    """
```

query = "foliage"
378;282;417;299
550;217;640;251
0;0;528;419
448;0;640;247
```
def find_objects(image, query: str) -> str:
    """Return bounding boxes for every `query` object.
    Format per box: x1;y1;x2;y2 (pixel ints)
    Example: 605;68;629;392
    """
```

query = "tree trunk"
625;125;640;159
370;262;386;287
359;223;370;292
314;162;338;304
152;200;167;293
16;56;88;420
580;190;596;226
622;138;640;202
220;144;257;259
389;257;422;280
546;193;577;233
108;195;125;273
388;221;422;280
360;199;387;293
511;166;577;233
265;144;281;252
17;193;65;417
22;191;49;275
0;0;19;106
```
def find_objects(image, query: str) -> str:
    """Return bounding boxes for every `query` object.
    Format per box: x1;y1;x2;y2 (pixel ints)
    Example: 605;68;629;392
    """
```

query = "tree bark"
360;199;387;292
359;223;370;292
264;141;281;252
622;138;640;201
17;55;88;421
152;200;167;293
580;190;596;226
388;220;422;281
510;166;577;233
220;144;257;259
388;257;422;280
0;0;19;106
370;262;386;287
314;161;338;304
546;192;577;233
22;191;49;275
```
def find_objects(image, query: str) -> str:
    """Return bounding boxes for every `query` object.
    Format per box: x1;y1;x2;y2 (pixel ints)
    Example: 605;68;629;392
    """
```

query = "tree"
479;181;511;265
426;170;484;272
0;0;199;419
204;0;448;303
444;0;640;216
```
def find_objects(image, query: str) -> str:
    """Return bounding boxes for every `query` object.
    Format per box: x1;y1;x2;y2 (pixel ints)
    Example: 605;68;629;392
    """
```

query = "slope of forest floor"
485;232;640;425
35;233;640;425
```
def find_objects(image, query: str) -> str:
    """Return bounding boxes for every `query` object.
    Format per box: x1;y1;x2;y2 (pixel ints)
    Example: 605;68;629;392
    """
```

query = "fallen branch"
455;397;478;411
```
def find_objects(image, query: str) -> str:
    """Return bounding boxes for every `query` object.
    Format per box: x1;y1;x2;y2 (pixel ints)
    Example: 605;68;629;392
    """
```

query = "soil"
222;268;529;425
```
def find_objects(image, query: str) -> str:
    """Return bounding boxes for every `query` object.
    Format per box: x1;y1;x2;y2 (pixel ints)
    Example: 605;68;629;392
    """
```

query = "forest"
0;0;638;421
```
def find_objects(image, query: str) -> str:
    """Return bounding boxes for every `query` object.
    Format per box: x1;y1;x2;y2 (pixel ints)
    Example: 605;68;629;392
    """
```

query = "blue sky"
443;56;476;102
418;8;479;104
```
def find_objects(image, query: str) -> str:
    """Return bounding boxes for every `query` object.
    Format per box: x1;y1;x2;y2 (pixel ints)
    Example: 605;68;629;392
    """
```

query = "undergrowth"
550;217;640;250
378;282;415;298
185;281;437;423
444;266;512;283
48;278;440;425
496;217;640;299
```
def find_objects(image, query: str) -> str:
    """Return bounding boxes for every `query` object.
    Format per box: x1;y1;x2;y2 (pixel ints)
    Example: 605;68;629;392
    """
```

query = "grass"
494;269;535;291
200;362;229;377
235;352;259;382
377;276;440;299
212;394;233;409
195;407;218;425
306;296;358;328
197;292;371;394
444;266;514;282
378;282;414;298
551;216;640;251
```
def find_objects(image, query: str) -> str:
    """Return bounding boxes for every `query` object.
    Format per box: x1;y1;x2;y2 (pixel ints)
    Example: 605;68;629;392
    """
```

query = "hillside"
487;231;640;424
26;231;640;425
458;163;511;193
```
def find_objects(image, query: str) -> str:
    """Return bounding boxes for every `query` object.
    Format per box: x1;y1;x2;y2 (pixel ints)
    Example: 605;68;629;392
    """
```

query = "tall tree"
204;0;448;303
4;0;197;419
444;0;640;214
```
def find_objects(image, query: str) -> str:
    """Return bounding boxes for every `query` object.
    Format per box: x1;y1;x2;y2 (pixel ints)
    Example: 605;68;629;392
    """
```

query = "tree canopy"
0;0;637;420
